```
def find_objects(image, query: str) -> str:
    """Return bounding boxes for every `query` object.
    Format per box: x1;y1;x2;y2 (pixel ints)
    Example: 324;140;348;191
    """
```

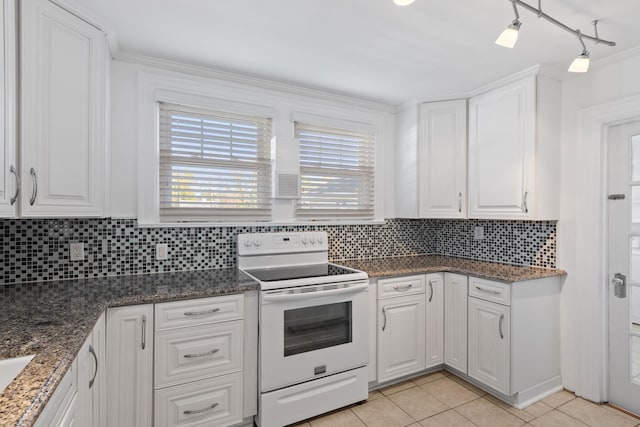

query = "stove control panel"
237;232;328;255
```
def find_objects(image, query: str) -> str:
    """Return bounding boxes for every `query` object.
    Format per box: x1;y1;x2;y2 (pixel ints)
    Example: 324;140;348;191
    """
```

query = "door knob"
612;273;626;299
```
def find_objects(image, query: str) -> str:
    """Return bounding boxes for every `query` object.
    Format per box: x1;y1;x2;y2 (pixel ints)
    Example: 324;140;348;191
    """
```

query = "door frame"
573;93;640;402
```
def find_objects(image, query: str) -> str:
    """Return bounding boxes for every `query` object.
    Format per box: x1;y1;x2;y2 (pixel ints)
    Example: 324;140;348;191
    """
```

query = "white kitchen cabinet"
34;359;77;427
377;275;426;383
368;280;377;383
106;304;153;427
20;0;107;217
468;297;510;395
468;74;560;220
77;313;106;427
0;0;16;217
425;273;444;368
444;273;467;373
395;100;467;218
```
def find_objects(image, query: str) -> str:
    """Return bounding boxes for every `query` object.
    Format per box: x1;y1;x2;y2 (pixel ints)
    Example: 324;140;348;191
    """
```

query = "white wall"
109;58;397;220
559;47;640;398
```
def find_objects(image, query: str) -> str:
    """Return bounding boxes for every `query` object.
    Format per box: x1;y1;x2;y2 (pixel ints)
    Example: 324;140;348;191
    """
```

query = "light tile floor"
289;370;640;427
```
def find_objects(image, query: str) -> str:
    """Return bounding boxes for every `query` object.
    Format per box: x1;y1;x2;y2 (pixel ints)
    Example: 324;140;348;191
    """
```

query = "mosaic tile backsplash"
0;218;556;285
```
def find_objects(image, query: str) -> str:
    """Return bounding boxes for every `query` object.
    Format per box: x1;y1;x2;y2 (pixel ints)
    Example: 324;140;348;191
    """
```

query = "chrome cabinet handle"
522;190;529;214
184;308;220;316
141;315;146;350
393;284;413;291
184;403;218;416
428;280;434;303
184;348;219;359
88;345;98;389
475;285;501;295
499;313;504;339
9;166;20;205
29;168;37;205
382;307;387;331
458;192;462;213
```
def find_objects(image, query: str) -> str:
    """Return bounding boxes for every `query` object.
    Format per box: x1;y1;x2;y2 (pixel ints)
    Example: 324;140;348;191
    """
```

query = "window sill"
137;220;387;228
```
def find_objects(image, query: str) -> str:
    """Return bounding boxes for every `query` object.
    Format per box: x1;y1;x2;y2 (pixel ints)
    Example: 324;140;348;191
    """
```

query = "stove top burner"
244;263;358;282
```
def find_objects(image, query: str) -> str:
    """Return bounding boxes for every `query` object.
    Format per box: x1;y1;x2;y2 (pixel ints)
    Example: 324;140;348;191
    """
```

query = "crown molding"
114;51;396;114
590;44;640;70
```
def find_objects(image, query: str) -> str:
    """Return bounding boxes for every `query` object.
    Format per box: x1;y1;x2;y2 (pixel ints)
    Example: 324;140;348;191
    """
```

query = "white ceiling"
66;0;640;105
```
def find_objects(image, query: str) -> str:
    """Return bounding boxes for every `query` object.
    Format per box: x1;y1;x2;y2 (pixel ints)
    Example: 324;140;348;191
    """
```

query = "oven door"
259;280;369;392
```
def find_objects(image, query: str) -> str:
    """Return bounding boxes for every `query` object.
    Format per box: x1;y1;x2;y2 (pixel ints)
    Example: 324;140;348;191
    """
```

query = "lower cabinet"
34;359;78;427
425;273;444;368
77;313;107;427
377;275;426;383
106;304;154;427
468;296;510;394
444;273;468;374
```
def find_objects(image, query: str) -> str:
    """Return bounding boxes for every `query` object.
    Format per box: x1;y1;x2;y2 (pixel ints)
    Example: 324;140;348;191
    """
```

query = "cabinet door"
377;294;426;383
368;280;377;383
425;273;444;368
20;0;106;217
419;100;467;218
78;313;106;427
0;0;16;217
468;77;535;219
107;305;153;427
444;273;468;373
468;297;511;395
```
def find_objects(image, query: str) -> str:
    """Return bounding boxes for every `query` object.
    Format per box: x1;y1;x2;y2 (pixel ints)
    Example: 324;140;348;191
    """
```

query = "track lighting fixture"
394;0;415;5
495;1;522;48
495;0;616;73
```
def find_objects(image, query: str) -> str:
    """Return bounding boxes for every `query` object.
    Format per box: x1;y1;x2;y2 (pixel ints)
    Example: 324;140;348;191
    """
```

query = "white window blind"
159;102;273;222
296;122;375;220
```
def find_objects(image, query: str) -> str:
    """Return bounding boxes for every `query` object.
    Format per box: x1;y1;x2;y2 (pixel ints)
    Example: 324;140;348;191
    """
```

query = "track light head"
495;20;522;48
393;0;415;5
568;49;590;73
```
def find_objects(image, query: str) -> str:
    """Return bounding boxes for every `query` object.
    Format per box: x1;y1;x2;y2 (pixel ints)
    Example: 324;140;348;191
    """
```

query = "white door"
419;100;467;218
0;0;17;217
20;0;106;217
377;294;426;383
444;273;468;373
468;77;535;219
106;305;153;427
608;120;640;415
468;297;510;395
425;273;444;368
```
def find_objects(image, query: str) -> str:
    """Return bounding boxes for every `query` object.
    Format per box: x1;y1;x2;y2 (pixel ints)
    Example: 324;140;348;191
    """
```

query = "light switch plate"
70;242;84;261
156;243;169;260
474;226;485;240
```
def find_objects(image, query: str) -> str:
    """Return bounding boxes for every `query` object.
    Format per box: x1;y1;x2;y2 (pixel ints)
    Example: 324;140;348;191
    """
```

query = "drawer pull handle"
428;280;434;303
392;284;413;291
141;315;147;350
499;314;505;339
475;285;501;295
10;165;20;205
382;307;387;332
184;308;220;316
88;345;98;389
29;168;37;205
184;348;219;359
183;402;219;415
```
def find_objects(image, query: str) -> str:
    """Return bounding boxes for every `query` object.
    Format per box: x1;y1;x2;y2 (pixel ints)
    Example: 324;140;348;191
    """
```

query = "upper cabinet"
0;0;17;217
396;99;467;218
19;0;108;217
468;74;560;220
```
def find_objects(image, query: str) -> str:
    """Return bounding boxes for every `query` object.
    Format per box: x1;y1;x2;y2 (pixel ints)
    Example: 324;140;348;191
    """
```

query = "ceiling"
66;0;640;105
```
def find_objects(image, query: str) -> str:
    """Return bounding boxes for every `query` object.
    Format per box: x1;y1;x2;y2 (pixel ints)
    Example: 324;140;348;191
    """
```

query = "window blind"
296;122;375;219
158;102;272;222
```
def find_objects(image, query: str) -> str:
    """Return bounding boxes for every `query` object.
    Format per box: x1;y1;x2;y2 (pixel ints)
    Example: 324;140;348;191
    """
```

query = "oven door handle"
262;282;369;302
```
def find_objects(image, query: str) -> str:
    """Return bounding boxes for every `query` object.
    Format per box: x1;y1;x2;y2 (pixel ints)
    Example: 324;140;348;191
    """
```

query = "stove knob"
301;236;308;244
318;235;324;244
254;238;262;247
243;238;251;247
310;236;316;244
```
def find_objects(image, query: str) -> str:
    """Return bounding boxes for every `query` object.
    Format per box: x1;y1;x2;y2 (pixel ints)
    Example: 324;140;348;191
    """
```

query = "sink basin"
0;355;35;394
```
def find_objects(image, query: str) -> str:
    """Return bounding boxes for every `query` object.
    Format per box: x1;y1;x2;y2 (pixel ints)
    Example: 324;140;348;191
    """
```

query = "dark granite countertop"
336;254;566;283
0;269;258;427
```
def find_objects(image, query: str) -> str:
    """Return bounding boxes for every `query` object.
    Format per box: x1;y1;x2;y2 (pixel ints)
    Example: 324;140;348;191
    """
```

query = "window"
296;122;375;220
159;102;272;222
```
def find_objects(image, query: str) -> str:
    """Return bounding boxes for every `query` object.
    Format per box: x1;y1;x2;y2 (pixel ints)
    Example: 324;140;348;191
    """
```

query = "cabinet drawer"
468;277;511;306
378;275;425;299
155;321;243;388
156;294;244;331
155;372;243;427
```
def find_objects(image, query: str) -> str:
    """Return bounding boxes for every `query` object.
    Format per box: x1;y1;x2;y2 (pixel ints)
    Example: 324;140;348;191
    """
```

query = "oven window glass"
283;302;352;357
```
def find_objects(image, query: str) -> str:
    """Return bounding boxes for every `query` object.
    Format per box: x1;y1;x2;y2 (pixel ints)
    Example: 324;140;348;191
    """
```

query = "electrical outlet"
156;243;169;260
70;242;84;261
474;226;485;240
